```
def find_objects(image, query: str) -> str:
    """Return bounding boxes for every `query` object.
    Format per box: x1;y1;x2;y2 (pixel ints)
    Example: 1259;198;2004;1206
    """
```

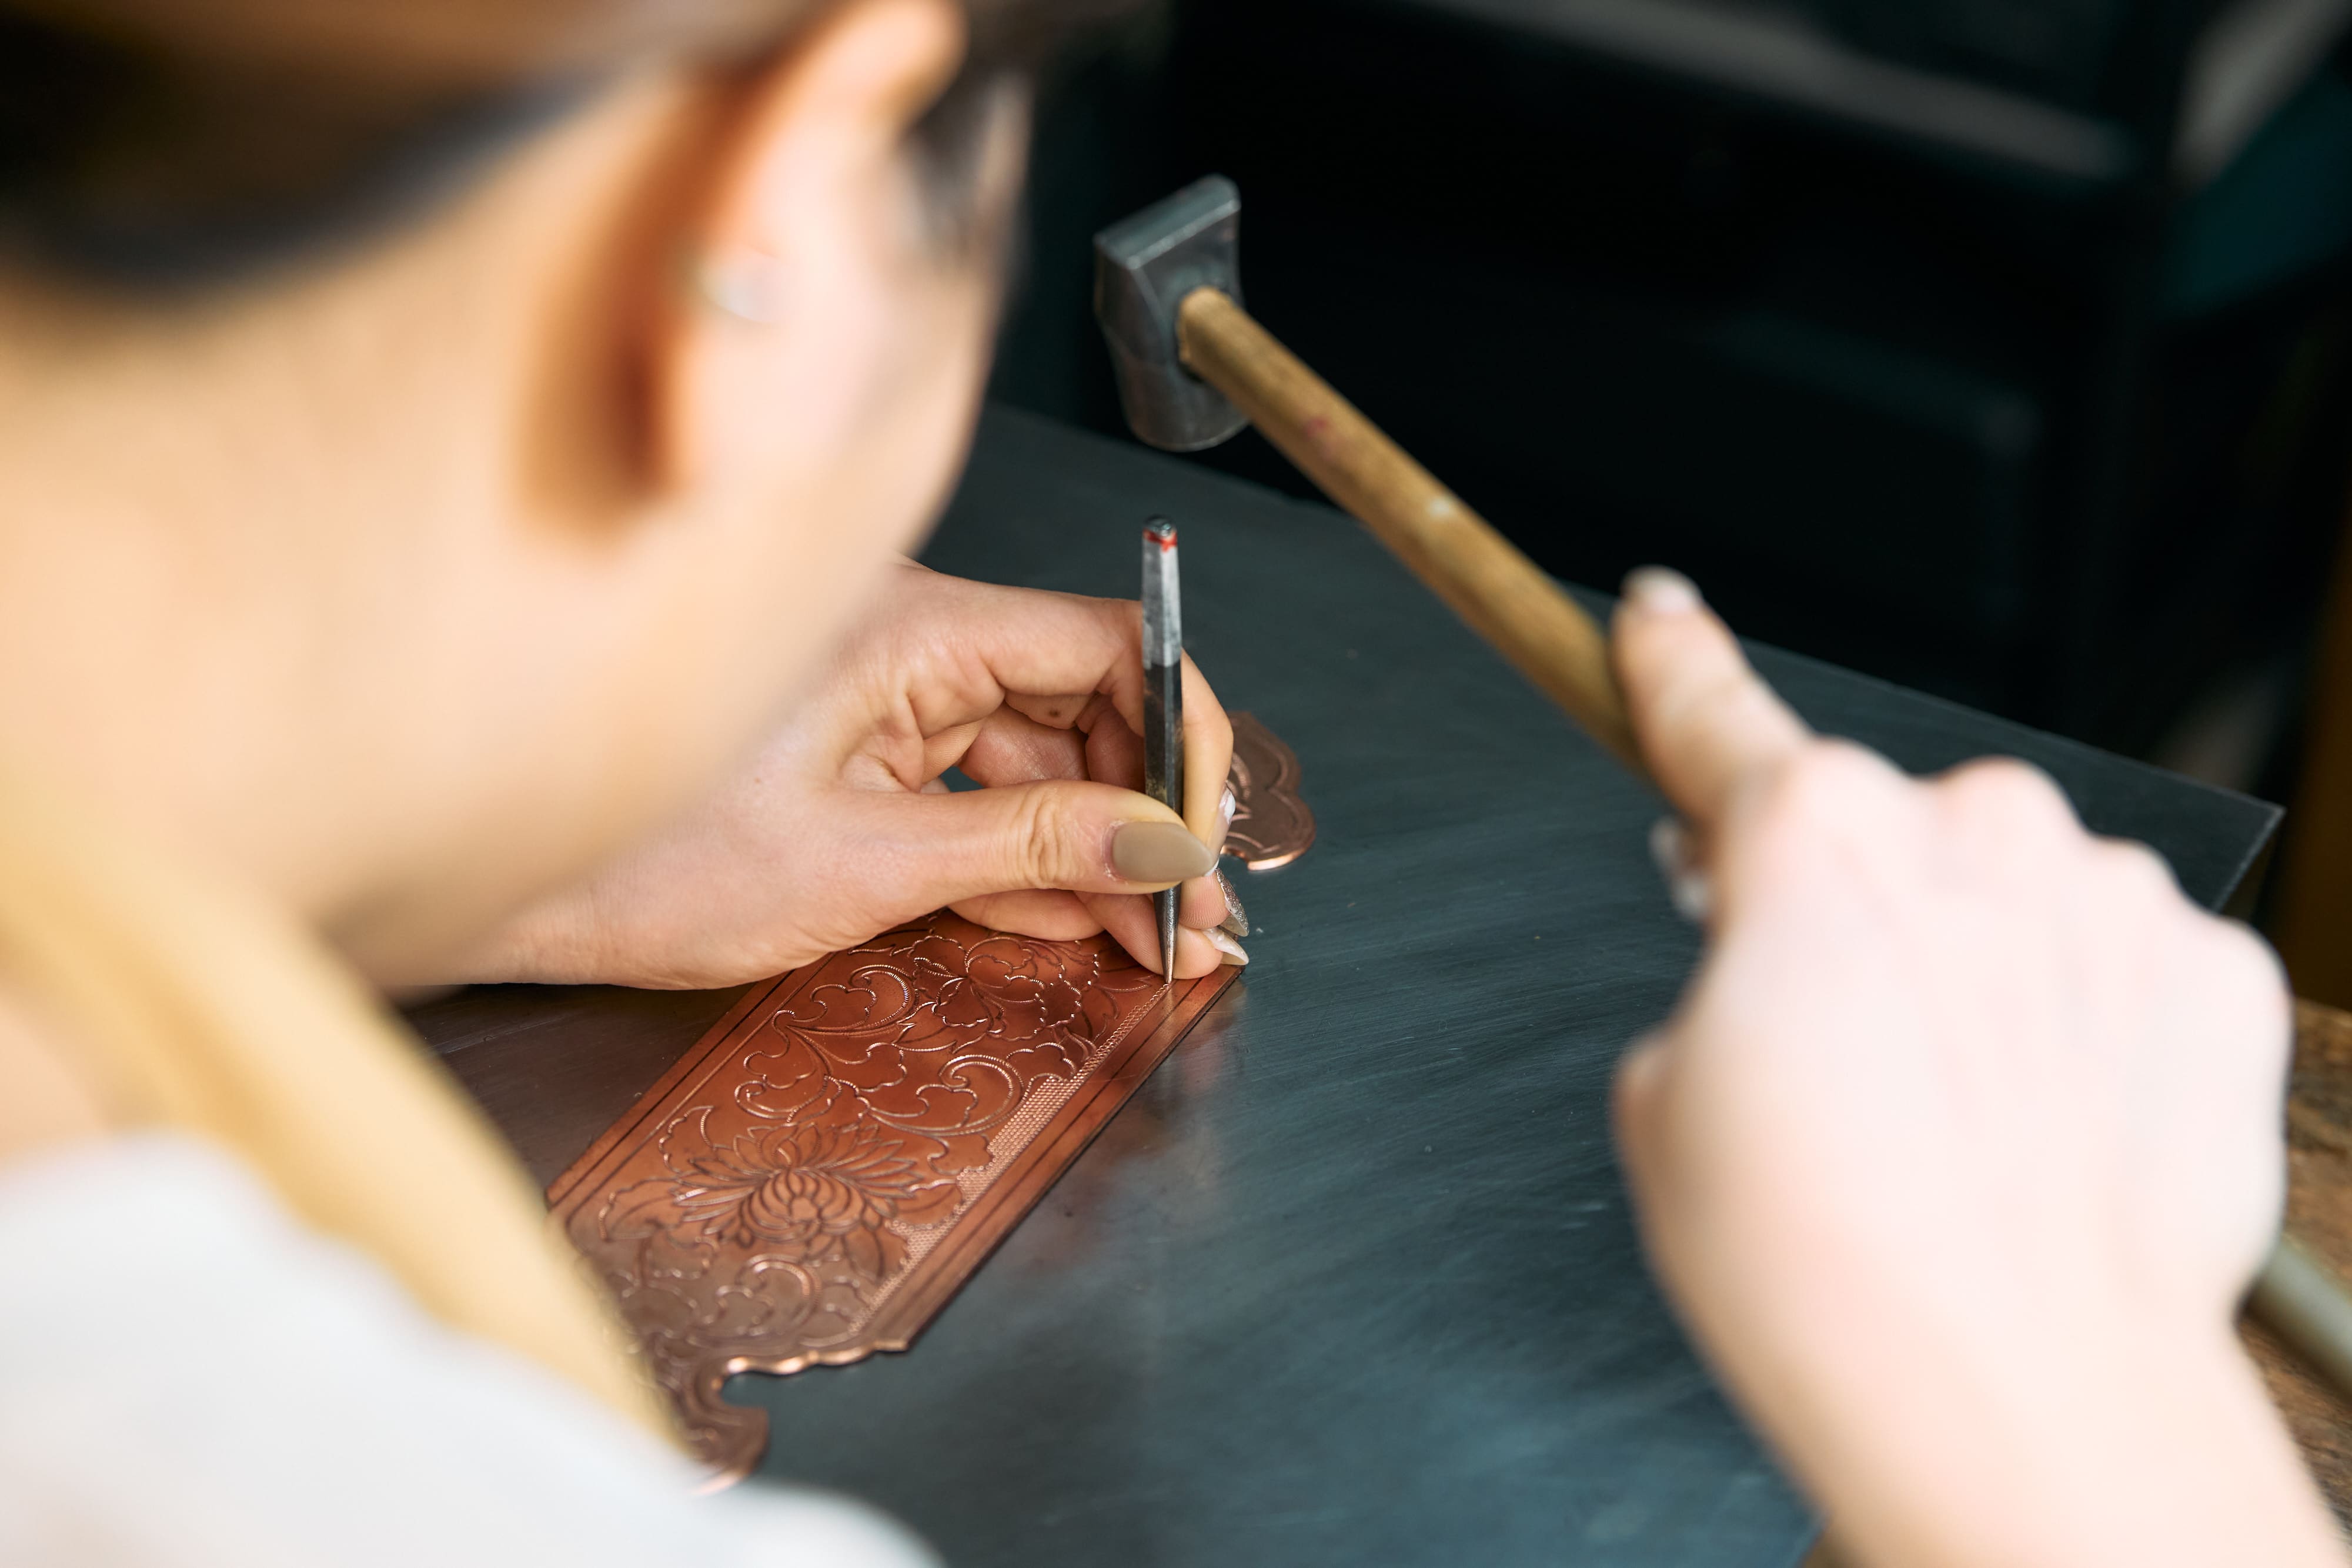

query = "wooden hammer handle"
1176;286;1645;775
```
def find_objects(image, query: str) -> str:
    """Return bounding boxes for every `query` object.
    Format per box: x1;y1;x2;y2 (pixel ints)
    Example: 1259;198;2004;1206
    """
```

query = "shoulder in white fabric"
0;1135;939;1568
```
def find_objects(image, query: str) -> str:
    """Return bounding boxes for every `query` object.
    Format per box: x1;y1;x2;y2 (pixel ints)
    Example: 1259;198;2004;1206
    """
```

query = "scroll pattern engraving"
549;916;1237;1481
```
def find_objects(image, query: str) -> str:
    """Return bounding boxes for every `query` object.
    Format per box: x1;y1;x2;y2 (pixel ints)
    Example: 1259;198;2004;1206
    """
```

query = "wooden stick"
2254;1235;2352;1405
1177;285;1645;775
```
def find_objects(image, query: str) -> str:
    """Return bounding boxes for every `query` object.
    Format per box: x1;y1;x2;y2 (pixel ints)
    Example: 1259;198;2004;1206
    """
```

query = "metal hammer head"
1093;175;1248;453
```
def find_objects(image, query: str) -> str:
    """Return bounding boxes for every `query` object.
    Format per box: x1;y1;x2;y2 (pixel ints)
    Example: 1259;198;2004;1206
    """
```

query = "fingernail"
1214;867;1250;937
1112;820;1215;884
1649;817;1713;923
1648;817;1690;880
1204;927;1250;966
1669;872;1715;924
1218;785;1237;831
1622;566;1700;616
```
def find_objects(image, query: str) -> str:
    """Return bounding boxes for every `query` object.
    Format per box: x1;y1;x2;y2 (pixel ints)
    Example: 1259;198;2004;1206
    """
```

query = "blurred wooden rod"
2254;1235;2352;1403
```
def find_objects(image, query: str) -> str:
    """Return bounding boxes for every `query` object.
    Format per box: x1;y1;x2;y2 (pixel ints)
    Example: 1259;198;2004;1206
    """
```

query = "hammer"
1093;176;1642;775
1093;175;2352;1413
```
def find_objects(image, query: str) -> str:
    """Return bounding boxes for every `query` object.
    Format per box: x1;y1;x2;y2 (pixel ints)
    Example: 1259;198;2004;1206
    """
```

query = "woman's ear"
649;0;970;490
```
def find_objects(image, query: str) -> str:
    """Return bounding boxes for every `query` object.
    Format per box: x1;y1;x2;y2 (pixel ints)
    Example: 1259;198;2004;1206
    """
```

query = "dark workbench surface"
409;405;2278;1568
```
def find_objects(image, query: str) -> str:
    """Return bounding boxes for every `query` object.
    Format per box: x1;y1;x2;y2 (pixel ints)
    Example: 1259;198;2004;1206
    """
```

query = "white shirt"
0;1135;937;1568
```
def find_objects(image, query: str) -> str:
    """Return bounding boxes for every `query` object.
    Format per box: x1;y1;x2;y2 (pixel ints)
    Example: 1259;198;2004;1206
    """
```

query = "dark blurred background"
984;0;2352;999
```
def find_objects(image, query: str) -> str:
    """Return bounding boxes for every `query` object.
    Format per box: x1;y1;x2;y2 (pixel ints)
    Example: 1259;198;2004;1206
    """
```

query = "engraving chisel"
1141;516;1182;981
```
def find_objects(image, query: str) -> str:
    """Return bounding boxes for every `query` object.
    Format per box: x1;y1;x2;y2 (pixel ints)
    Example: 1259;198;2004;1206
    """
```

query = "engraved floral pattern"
542;706;1314;1477
549;911;1230;1479
604;1112;960;1282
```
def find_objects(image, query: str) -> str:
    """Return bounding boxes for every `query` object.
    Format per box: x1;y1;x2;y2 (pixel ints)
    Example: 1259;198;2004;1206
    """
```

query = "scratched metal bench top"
415;404;2274;1568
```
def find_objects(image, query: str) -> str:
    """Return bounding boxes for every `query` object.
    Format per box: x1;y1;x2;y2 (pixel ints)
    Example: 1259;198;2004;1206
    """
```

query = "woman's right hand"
1607;569;2339;1568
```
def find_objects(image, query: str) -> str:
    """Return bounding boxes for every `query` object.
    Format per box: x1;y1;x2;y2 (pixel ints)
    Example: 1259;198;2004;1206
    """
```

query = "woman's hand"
446;564;1241;988
1608;569;2338;1568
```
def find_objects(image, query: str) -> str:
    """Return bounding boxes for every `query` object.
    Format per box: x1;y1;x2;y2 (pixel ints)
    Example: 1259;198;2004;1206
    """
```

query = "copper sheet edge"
547;915;1240;1483
1225;710;1315;871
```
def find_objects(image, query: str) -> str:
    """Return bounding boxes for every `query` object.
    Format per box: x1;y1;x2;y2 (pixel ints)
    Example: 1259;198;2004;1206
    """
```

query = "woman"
0;0;2334;1563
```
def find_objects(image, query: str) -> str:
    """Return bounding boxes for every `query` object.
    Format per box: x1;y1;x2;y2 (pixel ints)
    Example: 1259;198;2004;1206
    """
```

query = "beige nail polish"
1668;868;1713;923
1648;817;1691;881
1204;927;1250;966
1112;820;1215;884
1649;816;1713;923
1622;566;1700;615
1214;867;1250;937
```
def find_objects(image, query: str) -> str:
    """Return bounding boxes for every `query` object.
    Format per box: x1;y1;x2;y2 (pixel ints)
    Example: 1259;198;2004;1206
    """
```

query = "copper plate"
547;915;1240;1482
1225;710;1316;870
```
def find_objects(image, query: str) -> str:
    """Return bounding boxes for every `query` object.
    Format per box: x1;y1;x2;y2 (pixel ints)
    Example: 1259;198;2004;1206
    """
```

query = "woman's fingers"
1081;890;1240;978
948;693;1229;965
1178;654;1233;845
949;877;1234;960
854;781;1235;975
948;888;1103;942
885;574;1235;831
821;573;1242;974
831;774;1212;921
1612;568;1812;832
887;574;1178;732
959;707;1090;785
1018;664;1229;843
1075;691;1145;791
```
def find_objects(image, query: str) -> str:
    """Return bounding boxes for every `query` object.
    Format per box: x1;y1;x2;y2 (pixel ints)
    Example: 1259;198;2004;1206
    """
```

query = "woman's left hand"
445;564;1240;987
